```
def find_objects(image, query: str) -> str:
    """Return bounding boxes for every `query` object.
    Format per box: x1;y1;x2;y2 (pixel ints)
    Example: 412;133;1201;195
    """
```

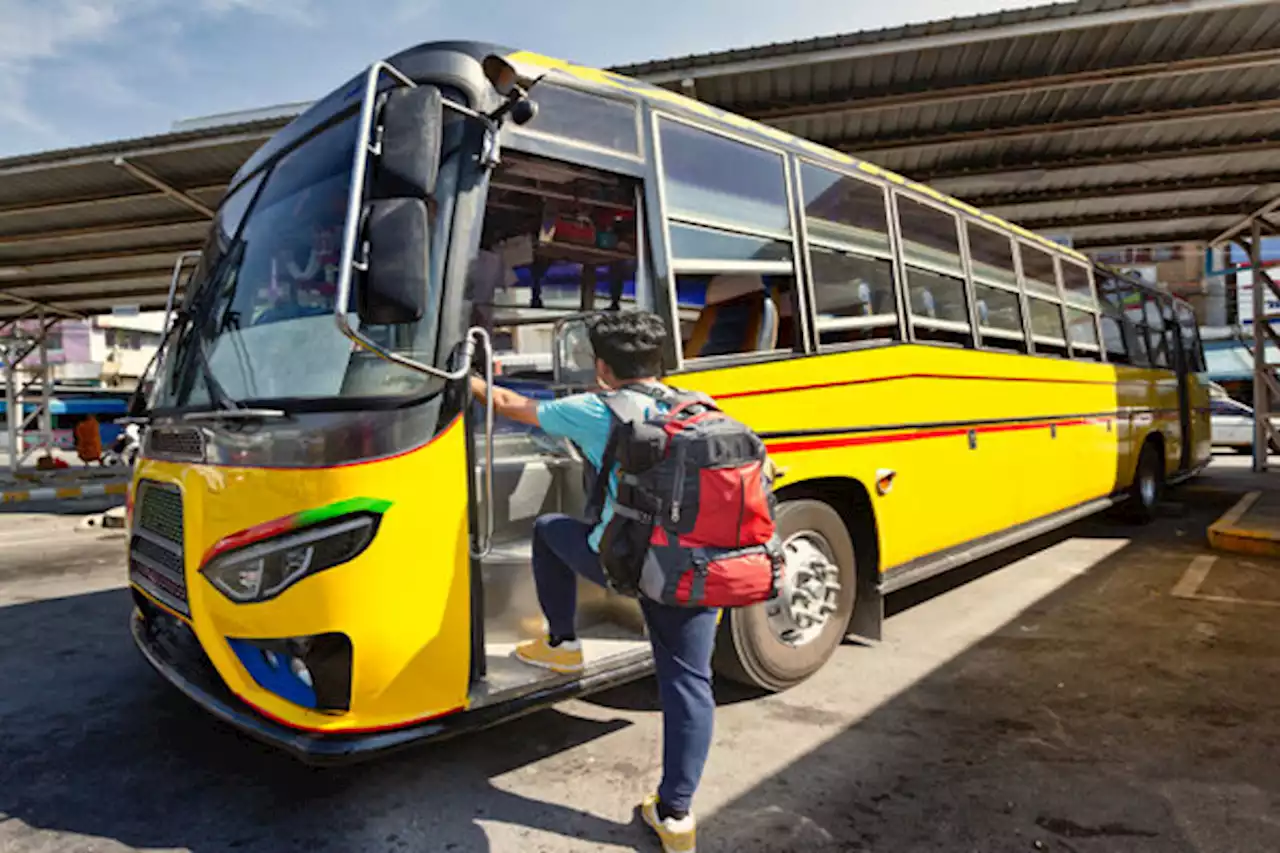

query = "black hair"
588;310;667;380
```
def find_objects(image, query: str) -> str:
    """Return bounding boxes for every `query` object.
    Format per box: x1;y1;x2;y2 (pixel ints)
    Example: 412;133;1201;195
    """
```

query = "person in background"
73;414;102;467
469;311;713;853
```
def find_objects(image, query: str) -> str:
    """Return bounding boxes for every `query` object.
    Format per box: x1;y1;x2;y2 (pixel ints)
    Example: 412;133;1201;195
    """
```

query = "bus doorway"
464;150;651;701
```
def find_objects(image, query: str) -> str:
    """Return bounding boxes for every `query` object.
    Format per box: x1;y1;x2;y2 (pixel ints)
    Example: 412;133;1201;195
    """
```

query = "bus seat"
915;287;937;319
683;274;777;359
857;281;873;316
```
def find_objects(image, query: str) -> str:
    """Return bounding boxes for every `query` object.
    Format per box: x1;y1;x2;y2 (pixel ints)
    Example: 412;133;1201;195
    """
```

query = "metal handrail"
469;326;495;559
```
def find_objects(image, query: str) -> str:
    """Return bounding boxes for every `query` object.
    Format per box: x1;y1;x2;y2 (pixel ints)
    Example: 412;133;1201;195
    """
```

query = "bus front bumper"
131;604;652;766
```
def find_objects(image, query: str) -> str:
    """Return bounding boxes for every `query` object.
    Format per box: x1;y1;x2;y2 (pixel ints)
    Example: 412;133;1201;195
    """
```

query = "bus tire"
1125;441;1163;524
713;499;857;692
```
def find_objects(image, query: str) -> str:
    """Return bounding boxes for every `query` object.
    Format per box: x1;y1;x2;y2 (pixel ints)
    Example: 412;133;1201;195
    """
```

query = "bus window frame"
1060;260;1103;362
1015;240;1068;355
1110;275;1153;368
1008;239;1070;356
893;189;974;348
649;110;812;373
963;219;1031;353
794;157;904;351
501;79;646;161
1175;301;1207;373
1143;292;1172;369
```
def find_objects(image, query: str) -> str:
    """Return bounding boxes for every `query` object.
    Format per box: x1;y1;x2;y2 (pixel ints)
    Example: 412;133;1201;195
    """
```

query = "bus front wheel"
713;499;858;692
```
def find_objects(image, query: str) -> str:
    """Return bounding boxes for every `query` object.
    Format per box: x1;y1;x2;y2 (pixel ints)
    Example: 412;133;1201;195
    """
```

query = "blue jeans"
531;513;719;815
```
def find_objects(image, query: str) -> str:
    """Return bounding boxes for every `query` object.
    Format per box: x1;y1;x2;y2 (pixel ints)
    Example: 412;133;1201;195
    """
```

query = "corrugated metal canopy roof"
3;0;1279;319
616;0;1280;251
0;118;285;322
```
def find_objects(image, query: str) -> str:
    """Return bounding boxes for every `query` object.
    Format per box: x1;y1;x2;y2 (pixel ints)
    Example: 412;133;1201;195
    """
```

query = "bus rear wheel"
713;499;857;692
1125;441;1163;524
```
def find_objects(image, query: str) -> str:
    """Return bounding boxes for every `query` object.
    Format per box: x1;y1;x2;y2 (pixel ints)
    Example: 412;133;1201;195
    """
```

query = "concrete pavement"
1;458;1278;852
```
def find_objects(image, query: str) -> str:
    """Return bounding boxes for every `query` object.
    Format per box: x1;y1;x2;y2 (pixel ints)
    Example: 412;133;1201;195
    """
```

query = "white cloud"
0;0;127;135
195;0;320;26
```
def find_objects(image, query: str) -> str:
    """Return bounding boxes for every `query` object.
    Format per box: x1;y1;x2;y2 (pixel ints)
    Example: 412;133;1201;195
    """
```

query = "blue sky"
0;0;1051;158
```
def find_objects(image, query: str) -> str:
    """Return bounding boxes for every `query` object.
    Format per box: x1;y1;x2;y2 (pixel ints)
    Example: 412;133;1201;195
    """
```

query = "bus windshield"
158;105;470;410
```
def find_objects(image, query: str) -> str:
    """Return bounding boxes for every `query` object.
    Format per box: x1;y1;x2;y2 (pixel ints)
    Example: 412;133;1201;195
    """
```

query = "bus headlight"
201;514;381;604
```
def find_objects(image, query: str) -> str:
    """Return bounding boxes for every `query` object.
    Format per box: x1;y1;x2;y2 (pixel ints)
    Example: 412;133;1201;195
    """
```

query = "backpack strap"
584;389;648;525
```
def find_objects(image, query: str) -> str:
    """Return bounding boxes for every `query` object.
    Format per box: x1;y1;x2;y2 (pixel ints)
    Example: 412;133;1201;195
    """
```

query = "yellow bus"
127;41;1211;761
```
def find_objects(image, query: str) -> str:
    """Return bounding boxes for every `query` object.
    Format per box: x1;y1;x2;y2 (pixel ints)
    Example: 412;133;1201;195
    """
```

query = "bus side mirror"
552;315;598;388
359;198;430;325
373;85;444;199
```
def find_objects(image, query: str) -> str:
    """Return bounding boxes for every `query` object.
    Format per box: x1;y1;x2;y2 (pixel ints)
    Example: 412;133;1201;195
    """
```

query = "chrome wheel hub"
766;532;841;647
1140;470;1156;505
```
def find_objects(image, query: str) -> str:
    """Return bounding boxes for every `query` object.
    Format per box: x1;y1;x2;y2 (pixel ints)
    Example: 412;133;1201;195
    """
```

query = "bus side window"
1018;243;1068;358
655;117;800;364
1060;262;1102;362
676;273;798;360
967;222;1027;354
1100;314;1130;364
798;162;900;349
1114;281;1152;368
1177;303;1206;372
1145;295;1171;369
896;194;971;347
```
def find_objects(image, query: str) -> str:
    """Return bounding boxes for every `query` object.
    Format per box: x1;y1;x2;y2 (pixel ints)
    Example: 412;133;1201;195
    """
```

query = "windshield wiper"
182;408;287;423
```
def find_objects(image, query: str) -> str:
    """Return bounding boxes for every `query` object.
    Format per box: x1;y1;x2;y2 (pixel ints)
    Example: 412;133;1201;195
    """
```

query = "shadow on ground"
694;485;1280;852
0;587;650;852
2;482;1277;852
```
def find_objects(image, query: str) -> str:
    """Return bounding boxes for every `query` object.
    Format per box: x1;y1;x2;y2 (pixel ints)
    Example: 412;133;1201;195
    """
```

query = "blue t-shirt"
536;385;669;552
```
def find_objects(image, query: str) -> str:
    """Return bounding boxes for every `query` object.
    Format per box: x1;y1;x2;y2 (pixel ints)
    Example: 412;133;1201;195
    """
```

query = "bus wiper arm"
182;408;287;423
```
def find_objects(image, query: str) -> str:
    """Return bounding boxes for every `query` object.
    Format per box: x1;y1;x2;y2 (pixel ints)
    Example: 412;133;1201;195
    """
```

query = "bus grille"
146;427;205;461
130;481;188;616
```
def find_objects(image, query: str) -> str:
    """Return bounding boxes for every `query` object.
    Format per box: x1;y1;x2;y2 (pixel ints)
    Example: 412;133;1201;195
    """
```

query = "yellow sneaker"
641;793;696;853
513;637;584;674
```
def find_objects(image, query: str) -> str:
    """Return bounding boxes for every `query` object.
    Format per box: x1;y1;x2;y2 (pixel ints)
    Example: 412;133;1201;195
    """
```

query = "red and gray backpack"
585;384;783;609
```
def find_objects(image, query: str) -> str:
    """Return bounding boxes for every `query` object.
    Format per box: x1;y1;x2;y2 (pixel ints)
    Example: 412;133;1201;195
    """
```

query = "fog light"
289;656;314;689
228;633;352;713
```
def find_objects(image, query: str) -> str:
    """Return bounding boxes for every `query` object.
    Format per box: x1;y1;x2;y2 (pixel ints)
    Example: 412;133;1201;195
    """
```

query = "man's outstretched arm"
470;375;540;426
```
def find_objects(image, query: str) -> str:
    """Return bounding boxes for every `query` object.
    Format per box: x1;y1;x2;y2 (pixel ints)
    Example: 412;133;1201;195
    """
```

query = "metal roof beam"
1020;203;1256;232
0;215;207;247
952;170;1280;209
113;157;216;219
848;97;1280;155
0;307;38;338
0;127;273;179
0;292;85;320
628;0;1280;85
1;267;174;293
1073;230;1217;251
0;183;225;220
744;45;1280;122
1;242;202;270
0;289;168;316
1210;193;1280;245
901;136;1280;182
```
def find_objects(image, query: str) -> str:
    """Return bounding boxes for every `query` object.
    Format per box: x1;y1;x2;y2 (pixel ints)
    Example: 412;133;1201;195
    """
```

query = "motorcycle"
103;424;141;467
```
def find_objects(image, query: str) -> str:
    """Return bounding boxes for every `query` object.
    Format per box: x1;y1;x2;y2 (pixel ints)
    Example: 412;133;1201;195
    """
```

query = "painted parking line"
1171;555;1217;599
1171;553;1280;608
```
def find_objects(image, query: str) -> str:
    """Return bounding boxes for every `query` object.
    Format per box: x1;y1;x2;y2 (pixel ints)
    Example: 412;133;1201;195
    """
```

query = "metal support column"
35;310;53;460
3;349;18;474
1253;220;1268;471
0;316;59;471
1245;219;1280;473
